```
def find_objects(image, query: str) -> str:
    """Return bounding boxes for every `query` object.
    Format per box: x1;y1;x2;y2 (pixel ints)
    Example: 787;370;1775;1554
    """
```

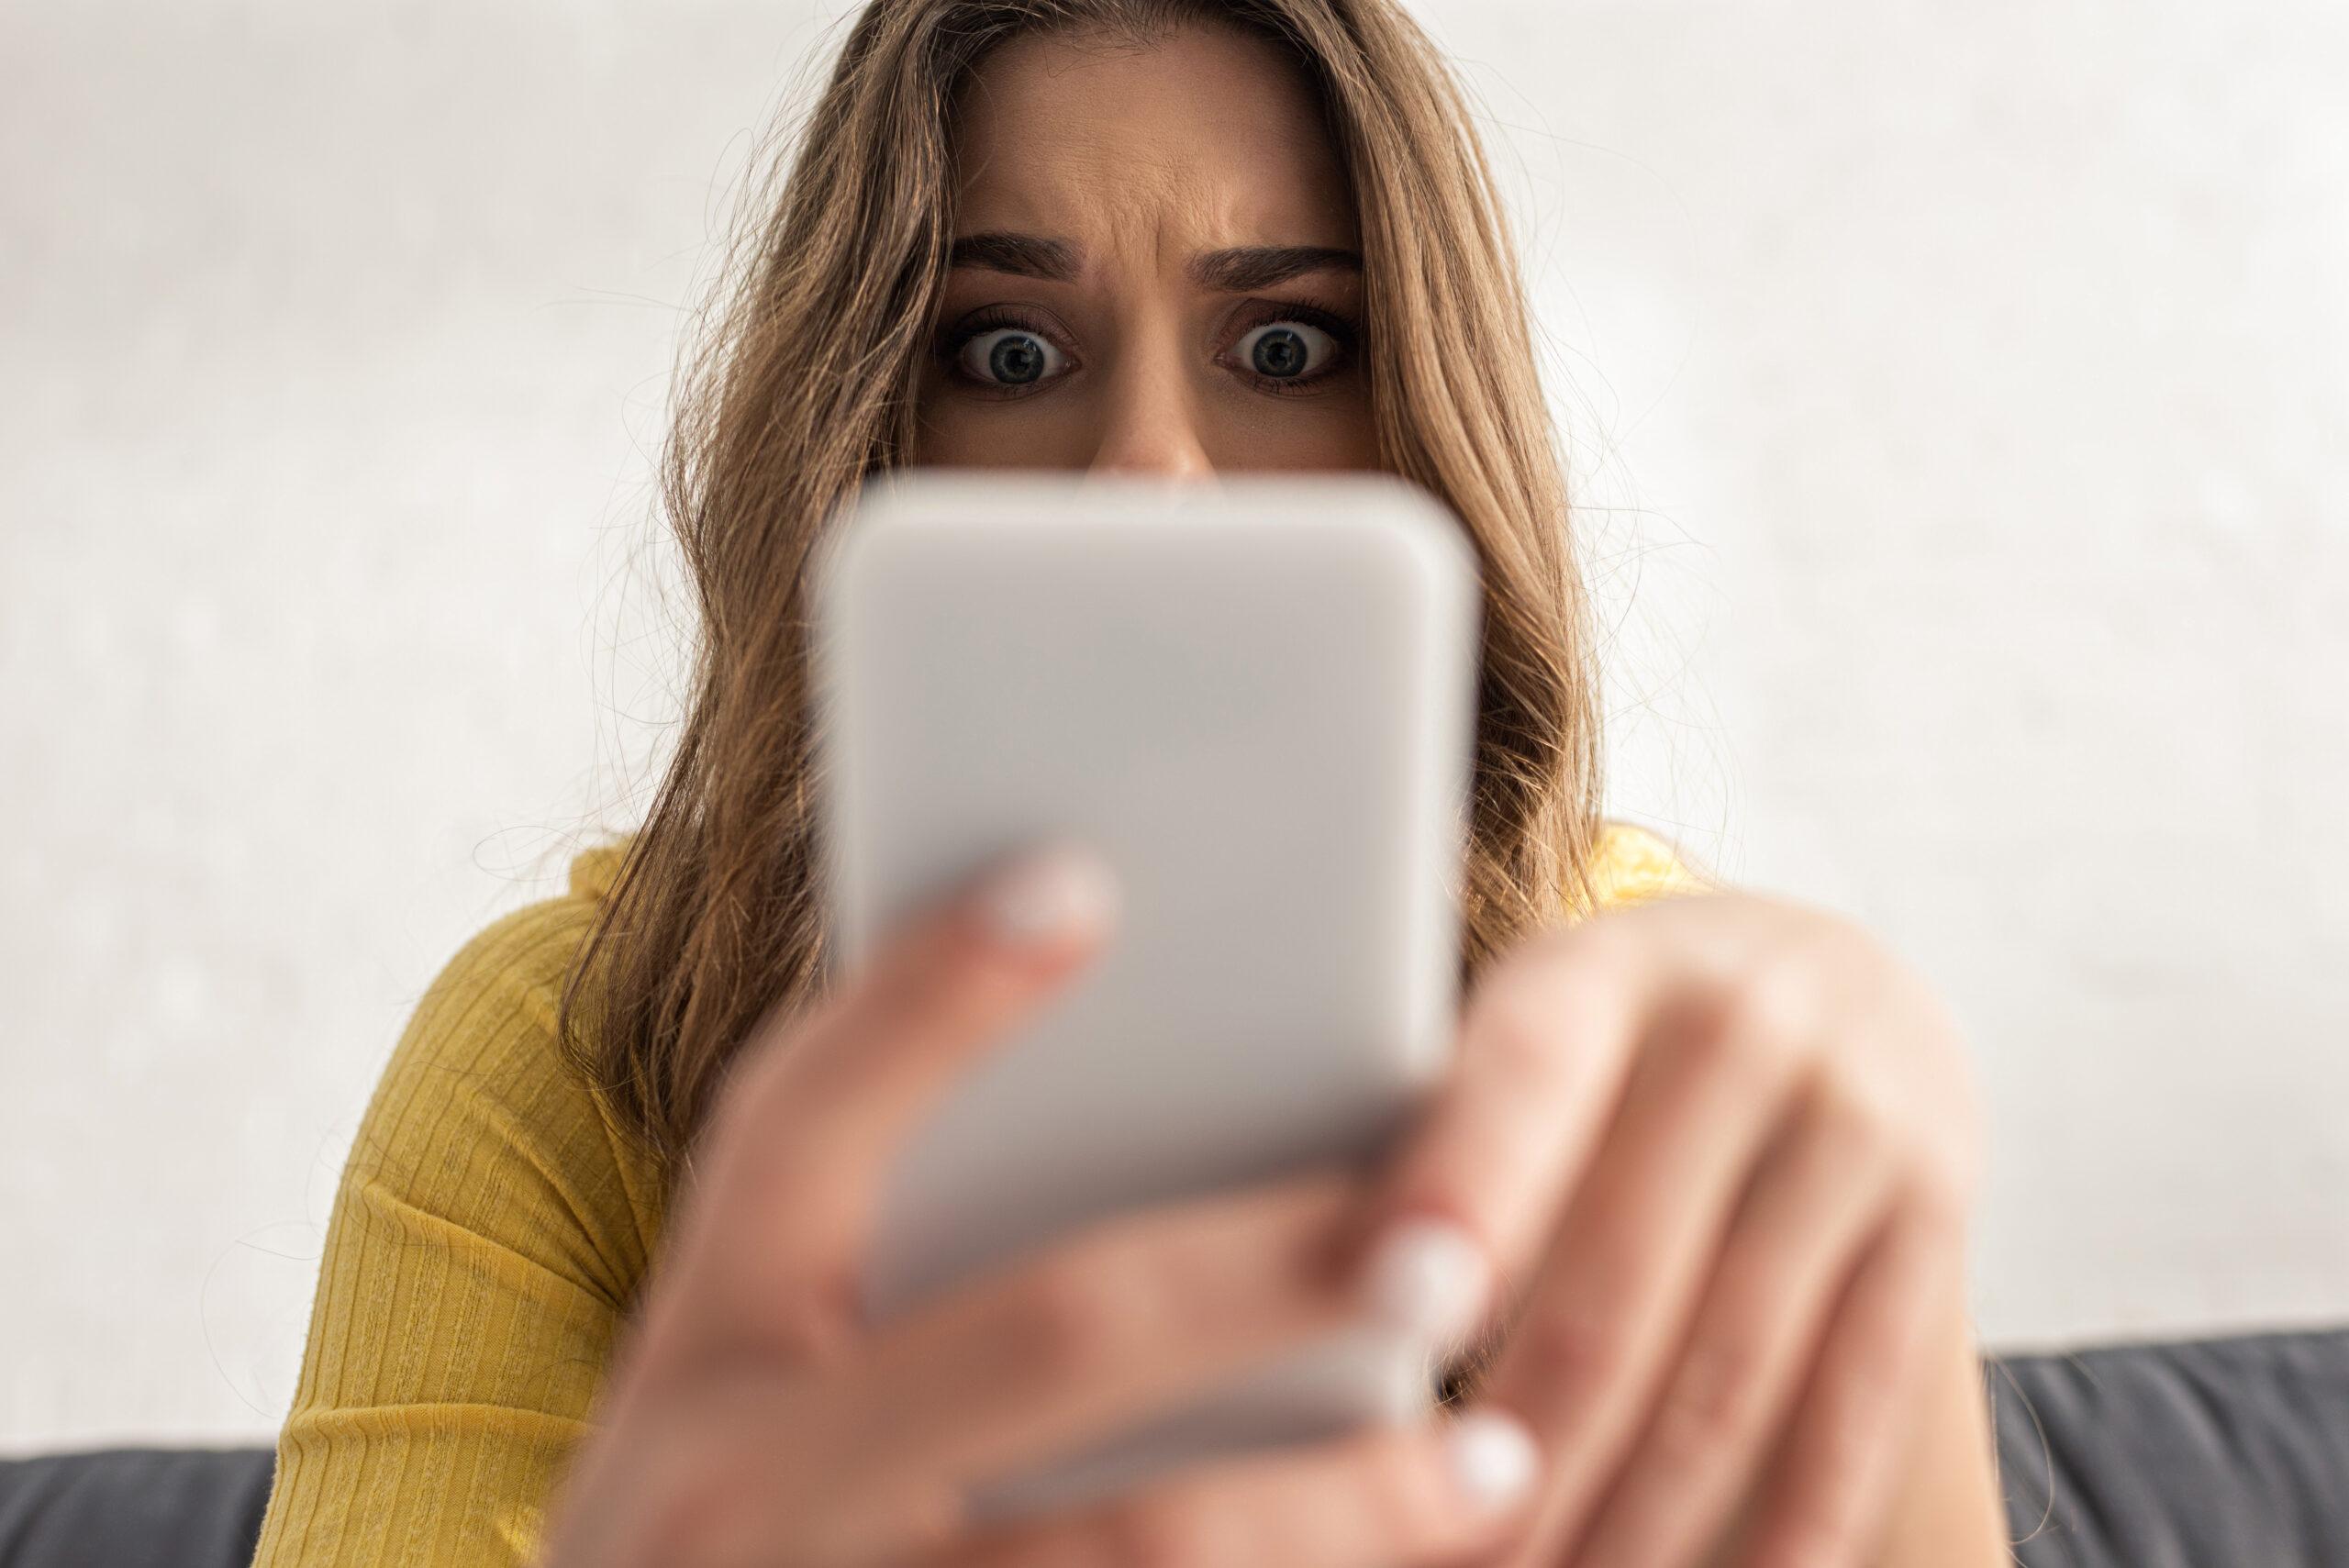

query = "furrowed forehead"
946;23;1357;264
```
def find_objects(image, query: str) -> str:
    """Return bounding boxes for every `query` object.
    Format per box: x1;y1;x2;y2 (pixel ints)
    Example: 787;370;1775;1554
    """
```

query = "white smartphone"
809;468;1482;1518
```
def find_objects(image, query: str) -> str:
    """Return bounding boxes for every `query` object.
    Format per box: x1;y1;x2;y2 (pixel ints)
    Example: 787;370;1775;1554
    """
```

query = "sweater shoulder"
1584;818;1723;911
349;838;662;1300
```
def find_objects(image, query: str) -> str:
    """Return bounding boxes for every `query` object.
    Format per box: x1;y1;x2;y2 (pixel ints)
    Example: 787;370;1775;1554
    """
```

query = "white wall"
2;0;2343;1450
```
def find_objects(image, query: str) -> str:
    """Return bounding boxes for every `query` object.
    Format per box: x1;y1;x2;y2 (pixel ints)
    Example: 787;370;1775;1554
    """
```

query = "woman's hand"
1354;888;1998;1568
537;842;1544;1568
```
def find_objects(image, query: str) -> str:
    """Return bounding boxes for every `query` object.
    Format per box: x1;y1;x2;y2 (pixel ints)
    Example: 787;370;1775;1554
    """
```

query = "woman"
250;1;2010;1564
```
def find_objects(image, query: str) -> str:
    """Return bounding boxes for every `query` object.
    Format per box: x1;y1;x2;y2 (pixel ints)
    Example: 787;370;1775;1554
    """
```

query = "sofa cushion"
1989;1324;2349;1566
0;1446;272;1568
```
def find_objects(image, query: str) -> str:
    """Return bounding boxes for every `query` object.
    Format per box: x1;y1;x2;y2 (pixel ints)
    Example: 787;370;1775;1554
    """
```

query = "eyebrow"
946;232;1361;291
1189;245;1361;291
946;232;1080;282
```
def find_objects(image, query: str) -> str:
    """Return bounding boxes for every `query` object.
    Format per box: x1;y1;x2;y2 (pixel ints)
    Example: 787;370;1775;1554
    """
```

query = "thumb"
646;840;1120;1367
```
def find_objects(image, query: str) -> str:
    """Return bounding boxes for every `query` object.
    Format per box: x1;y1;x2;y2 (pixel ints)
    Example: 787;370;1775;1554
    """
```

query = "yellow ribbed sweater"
249;823;1715;1566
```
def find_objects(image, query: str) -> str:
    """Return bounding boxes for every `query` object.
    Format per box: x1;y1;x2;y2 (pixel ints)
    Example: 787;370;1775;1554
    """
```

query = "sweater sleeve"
249;865;662;1568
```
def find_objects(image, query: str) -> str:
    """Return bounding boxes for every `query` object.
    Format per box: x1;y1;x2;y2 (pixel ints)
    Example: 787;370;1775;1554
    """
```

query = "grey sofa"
4;1324;2344;1566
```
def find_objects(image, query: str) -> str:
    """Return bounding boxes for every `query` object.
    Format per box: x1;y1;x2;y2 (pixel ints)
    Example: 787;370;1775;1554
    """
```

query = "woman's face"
914;23;1379;475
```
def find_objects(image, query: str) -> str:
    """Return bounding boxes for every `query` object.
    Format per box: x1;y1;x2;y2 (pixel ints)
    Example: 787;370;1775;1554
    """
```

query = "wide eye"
1232;319;1341;382
957;328;1067;388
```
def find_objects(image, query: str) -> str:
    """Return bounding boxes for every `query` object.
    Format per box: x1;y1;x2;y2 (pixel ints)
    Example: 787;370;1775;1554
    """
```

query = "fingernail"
1444;1409;1540;1512
978;841;1119;947
1359;1217;1490;1346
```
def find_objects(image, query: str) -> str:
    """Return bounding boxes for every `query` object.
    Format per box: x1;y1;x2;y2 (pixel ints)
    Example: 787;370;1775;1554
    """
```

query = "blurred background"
3;0;2343;1451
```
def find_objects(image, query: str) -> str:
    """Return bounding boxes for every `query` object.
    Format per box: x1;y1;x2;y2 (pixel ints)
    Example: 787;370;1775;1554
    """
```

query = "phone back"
812;470;1482;1513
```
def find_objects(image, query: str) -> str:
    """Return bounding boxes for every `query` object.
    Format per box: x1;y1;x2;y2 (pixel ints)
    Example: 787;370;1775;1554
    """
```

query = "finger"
1353;900;1820;1333
654;839;1120;1360
1348;919;1666;1341
1476;987;1812;1568
1565;1079;1901;1568
915;1409;1545;1568
807;1168;1374;1524
1720;1195;1959;1568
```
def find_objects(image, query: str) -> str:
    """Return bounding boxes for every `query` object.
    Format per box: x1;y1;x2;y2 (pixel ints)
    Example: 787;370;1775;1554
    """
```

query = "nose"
1085;329;1216;483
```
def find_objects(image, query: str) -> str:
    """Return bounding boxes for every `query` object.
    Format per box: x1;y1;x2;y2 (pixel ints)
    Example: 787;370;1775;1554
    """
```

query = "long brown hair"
559;0;1610;1205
